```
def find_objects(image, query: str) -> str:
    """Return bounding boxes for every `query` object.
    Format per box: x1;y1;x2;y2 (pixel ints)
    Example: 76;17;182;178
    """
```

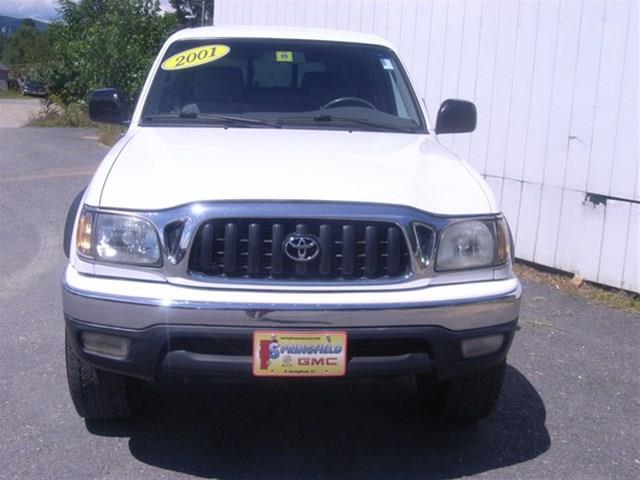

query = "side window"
379;58;420;121
388;72;410;118
359;56;396;115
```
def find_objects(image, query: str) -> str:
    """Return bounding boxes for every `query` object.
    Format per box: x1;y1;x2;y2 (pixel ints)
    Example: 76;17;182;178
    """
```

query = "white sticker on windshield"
380;58;394;70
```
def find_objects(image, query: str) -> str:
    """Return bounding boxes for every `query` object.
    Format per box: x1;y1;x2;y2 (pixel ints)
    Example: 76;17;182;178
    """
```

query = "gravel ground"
0;127;638;479
0;98;42;127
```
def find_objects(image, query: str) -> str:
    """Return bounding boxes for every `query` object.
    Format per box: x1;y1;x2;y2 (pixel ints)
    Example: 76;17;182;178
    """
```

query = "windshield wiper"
279;113;416;133
181;112;281;128
143;112;280;128
314;113;419;132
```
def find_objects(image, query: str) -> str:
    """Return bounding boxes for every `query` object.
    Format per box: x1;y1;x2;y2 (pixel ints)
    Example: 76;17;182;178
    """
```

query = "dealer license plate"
252;331;347;377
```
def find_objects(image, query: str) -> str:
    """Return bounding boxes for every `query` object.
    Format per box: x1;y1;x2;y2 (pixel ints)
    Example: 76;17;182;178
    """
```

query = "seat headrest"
194;66;244;101
301;71;354;108
300;71;343;92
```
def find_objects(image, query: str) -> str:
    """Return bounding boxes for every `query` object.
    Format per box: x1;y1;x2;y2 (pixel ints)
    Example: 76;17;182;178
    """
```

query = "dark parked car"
21;80;47;97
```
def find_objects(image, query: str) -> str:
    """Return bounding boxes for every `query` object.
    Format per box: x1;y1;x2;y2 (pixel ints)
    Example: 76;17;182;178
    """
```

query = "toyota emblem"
283;234;320;262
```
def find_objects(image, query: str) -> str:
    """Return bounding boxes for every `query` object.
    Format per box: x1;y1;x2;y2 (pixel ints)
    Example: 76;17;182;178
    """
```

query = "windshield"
141;39;426;133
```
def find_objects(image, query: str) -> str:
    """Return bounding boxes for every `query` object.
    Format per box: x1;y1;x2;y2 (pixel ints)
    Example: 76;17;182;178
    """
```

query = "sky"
0;0;174;22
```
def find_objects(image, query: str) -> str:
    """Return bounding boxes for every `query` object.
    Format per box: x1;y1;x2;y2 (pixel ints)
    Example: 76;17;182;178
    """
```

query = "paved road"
0;98;42;127
1;127;638;479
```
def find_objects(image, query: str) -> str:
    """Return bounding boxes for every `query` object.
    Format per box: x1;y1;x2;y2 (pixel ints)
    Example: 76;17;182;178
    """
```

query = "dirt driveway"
0;98;42;127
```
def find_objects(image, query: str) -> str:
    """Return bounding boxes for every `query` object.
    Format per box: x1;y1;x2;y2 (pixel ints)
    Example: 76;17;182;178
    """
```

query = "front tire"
65;333;136;421
418;360;506;422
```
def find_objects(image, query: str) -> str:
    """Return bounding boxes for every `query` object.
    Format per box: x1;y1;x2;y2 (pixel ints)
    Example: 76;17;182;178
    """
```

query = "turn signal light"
76;210;93;257
81;332;131;359
461;334;504;358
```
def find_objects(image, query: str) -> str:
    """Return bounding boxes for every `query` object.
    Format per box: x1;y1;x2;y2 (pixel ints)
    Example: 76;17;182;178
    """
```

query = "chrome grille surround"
79;201;508;291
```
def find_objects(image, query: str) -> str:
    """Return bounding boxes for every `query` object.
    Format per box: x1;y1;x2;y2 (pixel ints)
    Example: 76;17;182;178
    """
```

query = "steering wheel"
321;96;378;110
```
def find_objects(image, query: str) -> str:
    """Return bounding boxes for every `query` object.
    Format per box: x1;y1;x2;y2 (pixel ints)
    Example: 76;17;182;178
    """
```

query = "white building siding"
214;0;640;292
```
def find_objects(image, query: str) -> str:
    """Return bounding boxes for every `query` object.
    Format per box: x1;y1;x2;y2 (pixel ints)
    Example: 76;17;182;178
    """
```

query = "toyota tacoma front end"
62;26;521;422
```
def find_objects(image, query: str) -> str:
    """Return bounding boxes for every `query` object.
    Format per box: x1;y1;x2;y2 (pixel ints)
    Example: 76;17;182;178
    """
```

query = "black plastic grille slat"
364;225;378;277
271;223;284;275
247;223;260;275
189;218;410;281
387;227;401;275
319;224;332;275
295;223;308;276
199;222;213;272
223;223;237;274
341;225;356;276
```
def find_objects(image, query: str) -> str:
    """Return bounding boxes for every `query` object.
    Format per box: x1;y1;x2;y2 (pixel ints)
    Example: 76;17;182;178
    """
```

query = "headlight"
76;209;162;266
436;218;510;271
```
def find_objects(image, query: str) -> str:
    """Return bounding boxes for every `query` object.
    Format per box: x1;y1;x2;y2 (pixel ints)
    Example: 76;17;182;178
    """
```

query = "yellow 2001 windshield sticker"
161;44;230;71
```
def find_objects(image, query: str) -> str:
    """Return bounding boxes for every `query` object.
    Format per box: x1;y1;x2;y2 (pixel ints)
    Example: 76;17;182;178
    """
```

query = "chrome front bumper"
62;266;521;331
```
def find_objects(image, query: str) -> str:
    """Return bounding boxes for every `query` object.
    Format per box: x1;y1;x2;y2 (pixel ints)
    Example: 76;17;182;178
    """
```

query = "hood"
99;127;496;215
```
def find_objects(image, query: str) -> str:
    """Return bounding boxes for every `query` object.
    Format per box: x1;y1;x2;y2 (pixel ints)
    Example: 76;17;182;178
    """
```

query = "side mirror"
88;88;129;125
435;99;477;134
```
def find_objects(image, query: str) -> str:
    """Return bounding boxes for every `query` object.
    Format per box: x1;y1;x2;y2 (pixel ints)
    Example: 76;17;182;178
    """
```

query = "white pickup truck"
62;26;521;422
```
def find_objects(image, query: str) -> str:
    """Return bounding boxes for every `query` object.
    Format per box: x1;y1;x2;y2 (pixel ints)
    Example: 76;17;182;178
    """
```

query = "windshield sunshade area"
141;39;426;133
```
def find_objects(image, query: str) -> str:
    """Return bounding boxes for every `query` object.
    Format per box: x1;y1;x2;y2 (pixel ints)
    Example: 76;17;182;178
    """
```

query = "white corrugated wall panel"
534;185;563;267
555;188;584;273
609;0;638;203
623;205;639;292
599;200;632;287
484;1;518;180
450;0;482;157
587;0;632;196
502;0;538;189
214;0;640;292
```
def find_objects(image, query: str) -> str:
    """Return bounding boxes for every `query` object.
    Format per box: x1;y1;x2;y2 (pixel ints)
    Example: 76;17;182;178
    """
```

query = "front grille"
188;218;410;281
168;337;429;359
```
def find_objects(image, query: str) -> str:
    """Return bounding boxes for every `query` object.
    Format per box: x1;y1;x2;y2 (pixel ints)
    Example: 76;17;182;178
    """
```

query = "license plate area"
252;331;347;377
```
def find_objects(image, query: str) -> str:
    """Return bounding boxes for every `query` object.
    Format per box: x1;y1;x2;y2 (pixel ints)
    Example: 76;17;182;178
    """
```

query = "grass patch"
97;124;124;146
514;262;640;314
27;100;124;146
28;101;94;127
0;89;23;99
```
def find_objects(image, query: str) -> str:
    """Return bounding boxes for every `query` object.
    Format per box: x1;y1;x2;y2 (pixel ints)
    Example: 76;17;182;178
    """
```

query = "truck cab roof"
167;25;394;49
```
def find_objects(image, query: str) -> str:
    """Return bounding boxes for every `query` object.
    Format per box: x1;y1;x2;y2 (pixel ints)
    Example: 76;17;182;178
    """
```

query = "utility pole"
193;0;213;27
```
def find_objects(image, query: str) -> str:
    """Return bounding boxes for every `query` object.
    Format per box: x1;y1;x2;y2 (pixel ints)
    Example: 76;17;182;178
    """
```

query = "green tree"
47;0;178;104
2;19;51;78
21;19;37;29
